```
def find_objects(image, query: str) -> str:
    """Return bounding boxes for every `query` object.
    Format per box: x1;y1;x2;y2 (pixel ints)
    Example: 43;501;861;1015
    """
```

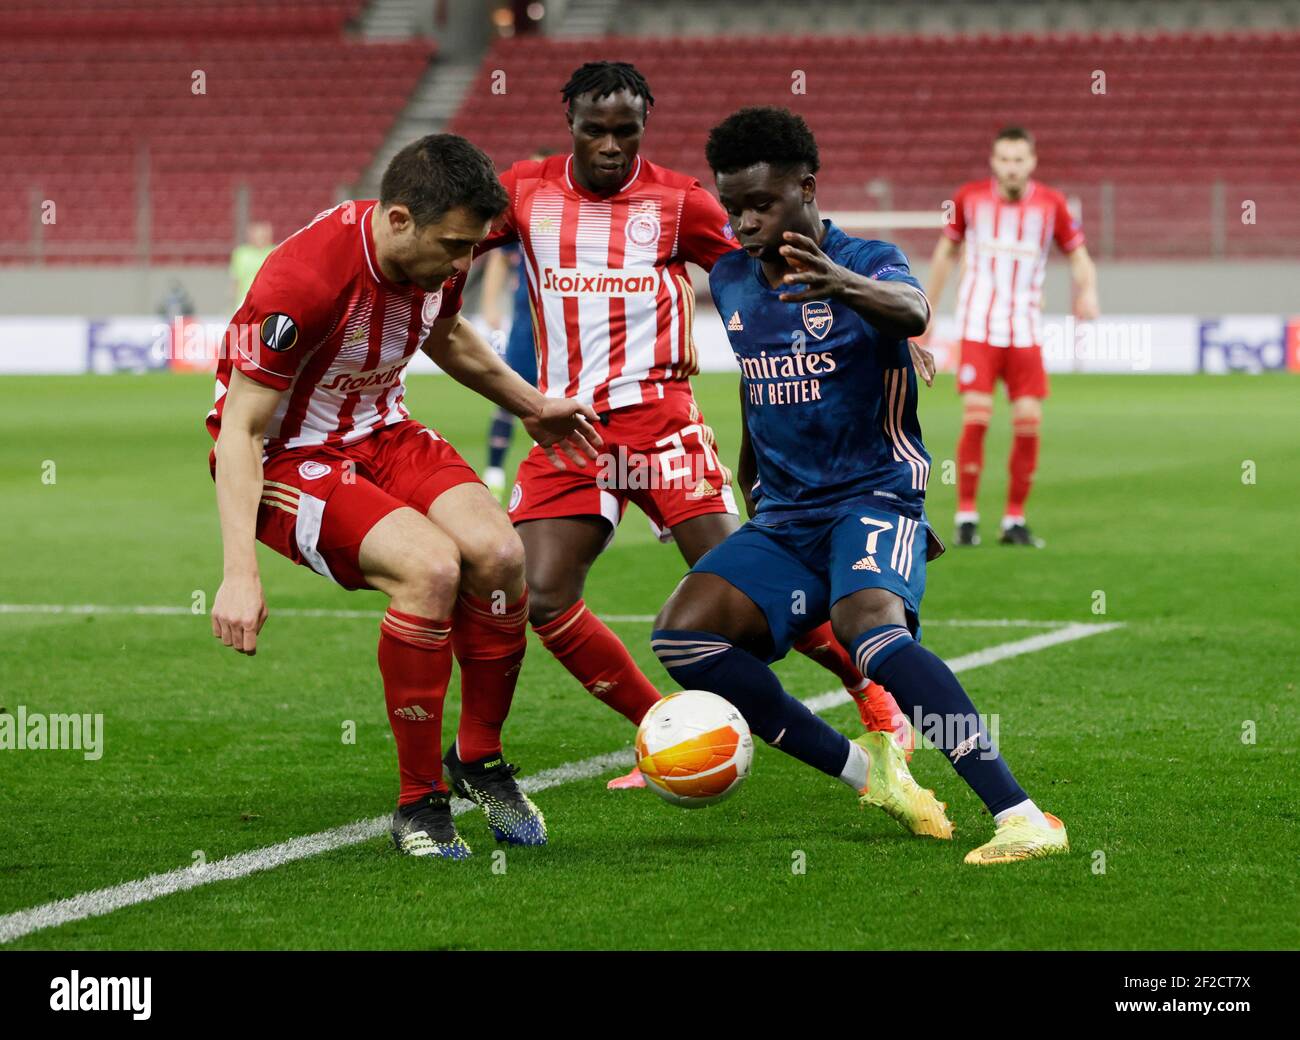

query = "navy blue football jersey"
710;220;931;521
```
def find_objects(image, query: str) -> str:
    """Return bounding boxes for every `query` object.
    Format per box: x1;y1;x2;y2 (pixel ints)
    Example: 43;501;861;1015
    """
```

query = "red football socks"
793;622;863;688
1006;415;1041;520
956;404;992;515
533;599;662;725
378;608;453;805
453;590;528;762
793;623;905;731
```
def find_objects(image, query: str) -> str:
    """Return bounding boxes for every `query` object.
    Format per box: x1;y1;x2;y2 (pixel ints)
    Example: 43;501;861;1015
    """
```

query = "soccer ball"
635;690;753;808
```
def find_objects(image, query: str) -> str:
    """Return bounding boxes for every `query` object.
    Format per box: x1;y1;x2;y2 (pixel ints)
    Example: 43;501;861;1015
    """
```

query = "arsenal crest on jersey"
801;301;834;341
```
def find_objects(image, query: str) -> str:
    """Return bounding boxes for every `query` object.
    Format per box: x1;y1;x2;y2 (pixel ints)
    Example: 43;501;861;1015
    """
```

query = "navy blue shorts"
504;311;537;387
691;504;931;663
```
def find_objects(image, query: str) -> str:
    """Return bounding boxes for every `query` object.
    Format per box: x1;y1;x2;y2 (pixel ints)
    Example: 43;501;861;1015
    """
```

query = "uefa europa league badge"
801;301;834;340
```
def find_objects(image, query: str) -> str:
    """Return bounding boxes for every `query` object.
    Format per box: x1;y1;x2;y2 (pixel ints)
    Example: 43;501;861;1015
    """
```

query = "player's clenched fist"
211;574;268;656
523;397;604;471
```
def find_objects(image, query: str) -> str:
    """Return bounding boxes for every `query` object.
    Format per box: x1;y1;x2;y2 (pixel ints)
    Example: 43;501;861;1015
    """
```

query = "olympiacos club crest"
421;290;442;325
802;301;834;341
624;209;661;248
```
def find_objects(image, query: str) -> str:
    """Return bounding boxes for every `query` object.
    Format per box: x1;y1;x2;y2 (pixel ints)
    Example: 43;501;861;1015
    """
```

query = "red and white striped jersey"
483;153;737;412
945;179;1084;348
207;200;465;455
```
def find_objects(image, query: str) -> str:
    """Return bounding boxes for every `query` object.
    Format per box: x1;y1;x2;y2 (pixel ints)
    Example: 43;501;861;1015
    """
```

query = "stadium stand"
3;1;1296;266
450;31;1300;259
0;0;432;263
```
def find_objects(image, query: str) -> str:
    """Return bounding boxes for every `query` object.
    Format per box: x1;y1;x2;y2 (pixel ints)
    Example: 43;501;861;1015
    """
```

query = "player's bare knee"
526;583;580;628
831;588;904;646
405;545;462;607
1011;396;1042;423
461;529;525;598
653;591;691;634
963;393;994;423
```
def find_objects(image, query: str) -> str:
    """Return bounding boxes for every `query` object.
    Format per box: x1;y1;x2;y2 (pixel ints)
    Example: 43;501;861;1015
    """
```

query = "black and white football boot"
391;791;472;860
443;745;548;846
999;520;1045;547
955;512;981;547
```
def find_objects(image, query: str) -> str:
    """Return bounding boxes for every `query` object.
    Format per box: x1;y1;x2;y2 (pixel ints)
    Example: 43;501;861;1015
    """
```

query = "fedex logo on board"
1198;317;1300;373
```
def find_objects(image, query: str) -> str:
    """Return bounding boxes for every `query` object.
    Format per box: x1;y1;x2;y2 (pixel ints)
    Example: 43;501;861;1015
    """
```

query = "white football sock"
994;798;1049;828
839;740;870;792
955;510;980;525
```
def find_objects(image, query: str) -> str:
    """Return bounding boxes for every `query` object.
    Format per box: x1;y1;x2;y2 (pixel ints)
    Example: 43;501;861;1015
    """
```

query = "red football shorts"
219;420;481;590
508;385;738;538
956;339;1050;399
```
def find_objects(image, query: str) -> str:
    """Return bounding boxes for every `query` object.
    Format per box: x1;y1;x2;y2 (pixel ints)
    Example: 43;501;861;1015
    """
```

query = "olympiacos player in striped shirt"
207;135;602;859
920;127;1099;548
479;62;914;789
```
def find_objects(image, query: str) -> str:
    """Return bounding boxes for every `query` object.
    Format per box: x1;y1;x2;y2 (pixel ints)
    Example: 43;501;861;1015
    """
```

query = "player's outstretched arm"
777;232;928;339
211;369;281;656
423;314;602;469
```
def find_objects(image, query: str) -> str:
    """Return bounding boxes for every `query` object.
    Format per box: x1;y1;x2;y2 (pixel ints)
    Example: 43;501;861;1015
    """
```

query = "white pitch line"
0;603;1074;628
0;621;1123;946
0;751;633;947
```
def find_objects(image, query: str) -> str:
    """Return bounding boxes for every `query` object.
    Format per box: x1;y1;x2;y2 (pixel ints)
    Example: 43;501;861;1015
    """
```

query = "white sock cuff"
994;798;1048;828
839;740;870;793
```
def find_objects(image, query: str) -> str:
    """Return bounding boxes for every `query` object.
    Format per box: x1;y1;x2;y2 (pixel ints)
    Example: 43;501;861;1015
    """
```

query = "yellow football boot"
855;731;954;839
963;812;1069;865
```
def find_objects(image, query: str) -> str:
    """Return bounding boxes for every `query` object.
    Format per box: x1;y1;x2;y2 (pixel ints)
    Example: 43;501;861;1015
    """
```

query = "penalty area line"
0;621;1123;946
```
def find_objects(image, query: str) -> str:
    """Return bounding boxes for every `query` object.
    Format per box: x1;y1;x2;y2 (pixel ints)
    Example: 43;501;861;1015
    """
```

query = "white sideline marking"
0;603;1073;628
0;621;1123;945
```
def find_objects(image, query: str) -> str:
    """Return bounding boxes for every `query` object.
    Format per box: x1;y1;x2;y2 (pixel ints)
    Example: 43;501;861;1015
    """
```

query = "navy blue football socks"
486;408;514;470
651;629;851;778
850;624;1027;815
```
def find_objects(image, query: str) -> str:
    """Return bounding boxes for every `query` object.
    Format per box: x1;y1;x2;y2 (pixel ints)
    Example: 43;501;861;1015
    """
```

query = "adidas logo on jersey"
727;311;744;331
393;706;432;721
852;556;881;572
689;479;718;499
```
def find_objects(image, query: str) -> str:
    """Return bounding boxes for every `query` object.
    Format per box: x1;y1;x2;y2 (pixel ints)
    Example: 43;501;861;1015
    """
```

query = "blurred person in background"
230;220;275;309
479;150;551;494
919;127;1098;549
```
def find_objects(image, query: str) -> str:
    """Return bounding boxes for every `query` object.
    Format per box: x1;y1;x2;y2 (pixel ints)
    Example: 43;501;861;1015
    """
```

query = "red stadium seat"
454;32;1300;259
0;5;429;264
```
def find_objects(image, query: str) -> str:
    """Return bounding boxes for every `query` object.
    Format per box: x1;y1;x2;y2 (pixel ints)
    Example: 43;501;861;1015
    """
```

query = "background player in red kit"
921;126;1099;548
479;62;913;788
208;135;601;859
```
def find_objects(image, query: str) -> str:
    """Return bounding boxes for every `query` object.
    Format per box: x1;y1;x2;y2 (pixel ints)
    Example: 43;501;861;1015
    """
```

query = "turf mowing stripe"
0;603;1074;628
0;621;1122;946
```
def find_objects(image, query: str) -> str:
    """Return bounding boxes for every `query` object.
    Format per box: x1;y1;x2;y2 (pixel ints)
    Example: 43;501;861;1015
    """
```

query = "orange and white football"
635;690;753;808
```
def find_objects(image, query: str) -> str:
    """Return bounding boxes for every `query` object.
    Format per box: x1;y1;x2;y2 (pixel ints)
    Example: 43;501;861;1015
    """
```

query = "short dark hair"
561;61;654;119
994;126;1036;149
705;106;820;177
380;134;508;227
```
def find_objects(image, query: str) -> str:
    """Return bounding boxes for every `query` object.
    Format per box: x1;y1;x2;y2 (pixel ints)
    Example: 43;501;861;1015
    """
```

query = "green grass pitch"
0;371;1296;950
